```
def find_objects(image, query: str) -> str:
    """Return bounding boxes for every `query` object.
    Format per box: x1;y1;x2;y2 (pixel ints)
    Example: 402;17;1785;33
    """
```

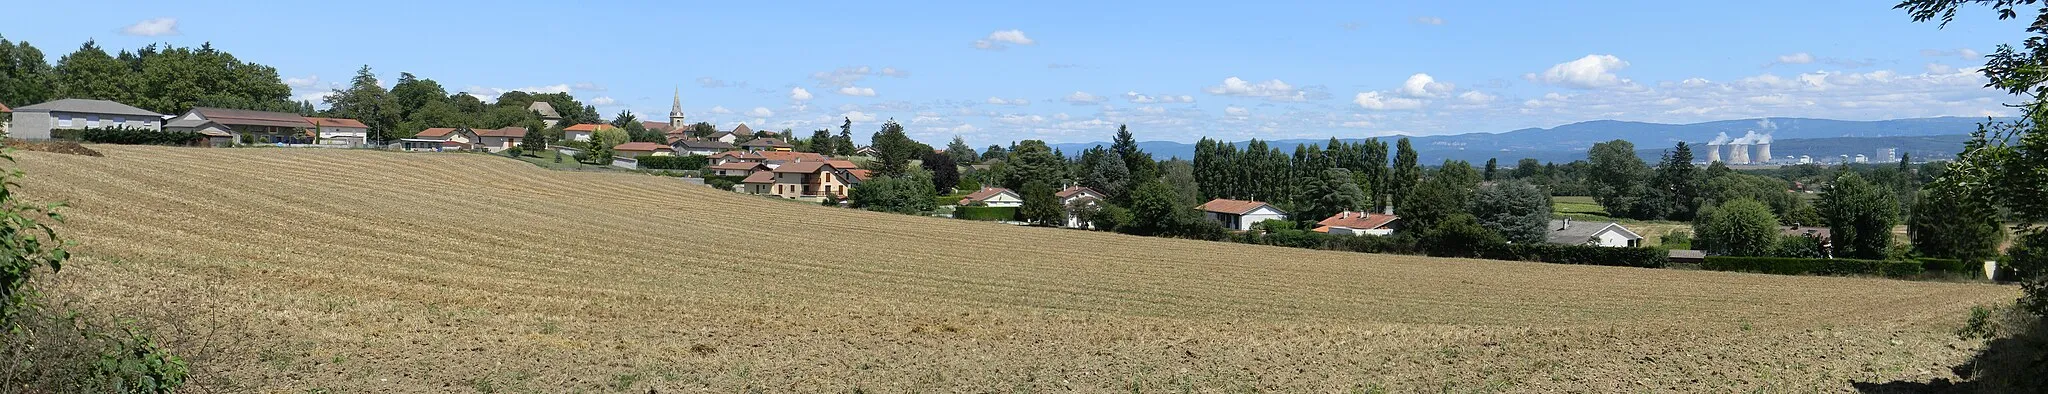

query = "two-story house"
762;161;848;200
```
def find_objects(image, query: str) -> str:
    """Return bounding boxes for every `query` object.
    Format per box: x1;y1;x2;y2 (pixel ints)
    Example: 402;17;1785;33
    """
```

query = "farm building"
959;187;1024;207
403;127;481;151
1200;199;1288;231
1313;211;1400;236
304;117;370;146
1546;219;1643;247
8;99;164;140
164;118;236;147
178;107;316;144
473;127;528;152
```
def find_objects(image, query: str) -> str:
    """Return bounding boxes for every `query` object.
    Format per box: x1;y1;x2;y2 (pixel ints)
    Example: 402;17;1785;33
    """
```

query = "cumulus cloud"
1204;77;1323;101
790;87;813;101
745;107;774;117
1062;91;1106;105
842;111;877;122
1524;54;1636;90
880;67;910;77
1921;48;1982;59
572;82;606;91
709;106;733;114
837;86;877;97
1456;90;1496;104
1353;91;1424;110
590;96;617;105
973;29;1036;50
1225;106;1250;116
1414;16;1445;25
121;18;180;36
987;97;1030;106
698;77;746;88
1398;73;1455;98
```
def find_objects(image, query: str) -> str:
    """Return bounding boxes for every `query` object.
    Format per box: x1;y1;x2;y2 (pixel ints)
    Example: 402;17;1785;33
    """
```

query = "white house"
1056;186;1106;228
1546;219;1643;247
563;123;609;142
304;117;370;146
7;99;164;139
1200;199;1288;231
959;187;1023;207
1313;211;1400;236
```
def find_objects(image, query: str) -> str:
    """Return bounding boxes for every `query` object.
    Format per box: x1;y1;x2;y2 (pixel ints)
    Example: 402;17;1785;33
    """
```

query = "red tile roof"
706;162;766;171
0;103;10;113
303;117;368;128
826;159;860;169
740;171;777;184
846;169;874;181
563;123;613;132
1055;186;1102;199
1317;211;1398;231
772;161;837;174
640;121;672;132
1200;199;1280;215
614;142;672;152
477;127;528;138
959;187;1017;203
755;151;826;162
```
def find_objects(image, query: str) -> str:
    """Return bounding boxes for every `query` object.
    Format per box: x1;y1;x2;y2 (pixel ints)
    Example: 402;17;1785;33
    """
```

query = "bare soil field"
13;145;2019;392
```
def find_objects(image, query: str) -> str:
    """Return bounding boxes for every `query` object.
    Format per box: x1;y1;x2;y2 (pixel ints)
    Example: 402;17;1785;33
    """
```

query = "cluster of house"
2;98;372;147
947;188;1657;247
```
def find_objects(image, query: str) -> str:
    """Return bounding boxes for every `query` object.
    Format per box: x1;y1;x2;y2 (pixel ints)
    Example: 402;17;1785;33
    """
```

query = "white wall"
1591;228;1638;247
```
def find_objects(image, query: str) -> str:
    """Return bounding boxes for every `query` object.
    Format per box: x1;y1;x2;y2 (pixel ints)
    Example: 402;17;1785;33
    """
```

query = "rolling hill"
12;146;2015;392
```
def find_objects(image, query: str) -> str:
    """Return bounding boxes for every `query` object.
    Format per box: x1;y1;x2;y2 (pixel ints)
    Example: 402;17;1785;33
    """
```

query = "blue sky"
4;0;2026;146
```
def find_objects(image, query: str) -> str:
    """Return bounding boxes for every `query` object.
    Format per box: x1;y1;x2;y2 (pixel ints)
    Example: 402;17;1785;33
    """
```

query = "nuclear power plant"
1703;130;1773;165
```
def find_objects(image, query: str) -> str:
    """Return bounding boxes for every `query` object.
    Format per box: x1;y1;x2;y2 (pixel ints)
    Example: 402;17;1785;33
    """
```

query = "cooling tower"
1756;142;1771;164
1706;144;1722;163
1729;143;1751;164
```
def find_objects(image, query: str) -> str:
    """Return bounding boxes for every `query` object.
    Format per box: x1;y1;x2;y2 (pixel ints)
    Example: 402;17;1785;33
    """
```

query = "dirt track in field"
13;145;2017;392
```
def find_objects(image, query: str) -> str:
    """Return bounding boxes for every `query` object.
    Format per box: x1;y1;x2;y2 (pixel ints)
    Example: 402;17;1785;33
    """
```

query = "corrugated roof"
614;142;672;151
190;107;315;128
1200;199;1281;215
14;99;163;117
304;117;368;128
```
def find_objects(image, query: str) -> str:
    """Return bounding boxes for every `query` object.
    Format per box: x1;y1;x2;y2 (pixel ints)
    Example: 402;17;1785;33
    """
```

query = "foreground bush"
1476;243;1669;268
636;155;706;170
79;127;203;146
954;206;1018;221
1701;256;1924;277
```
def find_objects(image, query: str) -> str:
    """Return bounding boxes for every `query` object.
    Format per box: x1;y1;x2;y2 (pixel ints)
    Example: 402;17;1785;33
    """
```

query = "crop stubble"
12;146;2018;392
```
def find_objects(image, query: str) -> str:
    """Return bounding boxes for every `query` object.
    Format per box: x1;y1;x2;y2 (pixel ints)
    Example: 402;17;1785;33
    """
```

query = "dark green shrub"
78;127;202;146
706;178;737;191
934;194;970;207
1701;256;1925;277
1475;243;1669;268
636;155;707;170
1918;258;1971;273
1327;233;1421;255
954;206;1018;221
1770;235;1826;258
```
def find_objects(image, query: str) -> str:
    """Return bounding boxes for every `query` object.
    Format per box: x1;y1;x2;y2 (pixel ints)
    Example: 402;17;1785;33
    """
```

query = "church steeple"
668;87;686;129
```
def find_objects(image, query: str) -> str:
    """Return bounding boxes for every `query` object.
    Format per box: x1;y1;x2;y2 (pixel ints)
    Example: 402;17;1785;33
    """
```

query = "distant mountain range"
1048;116;2000;164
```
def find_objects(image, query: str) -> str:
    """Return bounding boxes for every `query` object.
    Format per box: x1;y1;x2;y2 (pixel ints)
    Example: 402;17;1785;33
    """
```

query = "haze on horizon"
4;0;2024;146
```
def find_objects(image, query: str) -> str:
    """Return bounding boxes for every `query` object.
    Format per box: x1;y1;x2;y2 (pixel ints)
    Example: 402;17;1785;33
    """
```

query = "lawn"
1552;195;1694;247
10;145;2014;392
500;150;629;172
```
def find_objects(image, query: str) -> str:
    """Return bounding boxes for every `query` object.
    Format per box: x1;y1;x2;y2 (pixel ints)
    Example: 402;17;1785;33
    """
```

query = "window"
56;114;72;127
113;116;125;126
85;115;99;127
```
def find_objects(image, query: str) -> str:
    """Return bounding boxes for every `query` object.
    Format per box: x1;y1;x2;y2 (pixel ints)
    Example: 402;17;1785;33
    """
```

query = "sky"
3;0;2029;146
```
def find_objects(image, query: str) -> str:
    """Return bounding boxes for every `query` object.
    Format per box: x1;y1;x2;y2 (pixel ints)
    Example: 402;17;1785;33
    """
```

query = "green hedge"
954;206;1018;221
934;194;970;207
1916;258;1971;273
1701;256;1925;277
75;127;203;145
636;155;707;170
1475;243;1669;268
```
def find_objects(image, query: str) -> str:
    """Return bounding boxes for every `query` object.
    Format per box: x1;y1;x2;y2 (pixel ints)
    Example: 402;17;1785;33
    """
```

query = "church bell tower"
669;87;686;129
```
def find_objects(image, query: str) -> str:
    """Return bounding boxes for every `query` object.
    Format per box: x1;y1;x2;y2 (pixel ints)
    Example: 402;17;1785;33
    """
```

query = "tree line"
0;36;302;115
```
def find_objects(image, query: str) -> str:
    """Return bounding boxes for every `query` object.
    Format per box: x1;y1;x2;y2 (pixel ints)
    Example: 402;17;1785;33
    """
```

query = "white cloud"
709;106;733;114
295;91;335;103
121;18;180;36
880;67;910;78
1398;73;1455;98
590;96;617;105
1224;106;1250;116
1776;52;1815;65
1414;16;1445;25
1062;91;1106;105
697;77;745;88
1204;77;1320;101
573;82;606;91
1922;48;1982;59
812;66;902;87
842;111;877;122
1524;54;1636;90
1124;91;1196;103
285;75;319;88
1137;106;1166;114
973;29;1036;50
1342;120;1374;128
1456;90;1496;104
838;86;878;97
1352;91;1424;110
995;114;1048;125
790;87;813;101
1926;63;1957;75
987;97;1030;106
745;107;775;117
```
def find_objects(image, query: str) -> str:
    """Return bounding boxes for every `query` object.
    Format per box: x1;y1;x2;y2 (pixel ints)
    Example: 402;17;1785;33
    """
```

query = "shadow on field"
1850;312;2048;393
